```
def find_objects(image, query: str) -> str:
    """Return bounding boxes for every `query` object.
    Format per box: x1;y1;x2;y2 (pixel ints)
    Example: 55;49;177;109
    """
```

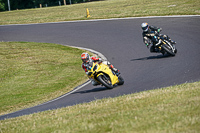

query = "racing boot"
91;79;100;86
170;40;176;44
163;35;176;44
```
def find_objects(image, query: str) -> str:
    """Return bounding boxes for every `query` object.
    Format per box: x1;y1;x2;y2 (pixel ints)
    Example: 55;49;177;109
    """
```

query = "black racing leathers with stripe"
142;25;160;46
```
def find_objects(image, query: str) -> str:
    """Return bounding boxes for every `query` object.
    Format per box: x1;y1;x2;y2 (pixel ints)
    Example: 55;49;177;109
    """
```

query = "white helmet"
141;22;149;32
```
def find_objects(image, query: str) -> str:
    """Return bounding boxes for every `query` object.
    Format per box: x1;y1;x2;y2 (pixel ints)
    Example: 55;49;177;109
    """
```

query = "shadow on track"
130;54;172;61
73;86;109;94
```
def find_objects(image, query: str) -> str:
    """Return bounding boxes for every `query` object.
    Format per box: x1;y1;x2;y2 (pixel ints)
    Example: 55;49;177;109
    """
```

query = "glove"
158;28;162;33
146;43;150;48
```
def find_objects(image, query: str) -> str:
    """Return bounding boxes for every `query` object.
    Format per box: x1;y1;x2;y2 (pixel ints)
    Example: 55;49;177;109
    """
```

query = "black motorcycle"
151;34;177;56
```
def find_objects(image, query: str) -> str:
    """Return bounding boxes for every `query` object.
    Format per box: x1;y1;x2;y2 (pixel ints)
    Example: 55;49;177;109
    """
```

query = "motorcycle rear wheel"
97;75;113;89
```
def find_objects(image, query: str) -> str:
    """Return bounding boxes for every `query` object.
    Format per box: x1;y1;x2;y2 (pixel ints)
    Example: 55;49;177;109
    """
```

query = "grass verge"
0;41;90;115
0;0;199;25
0;81;199;132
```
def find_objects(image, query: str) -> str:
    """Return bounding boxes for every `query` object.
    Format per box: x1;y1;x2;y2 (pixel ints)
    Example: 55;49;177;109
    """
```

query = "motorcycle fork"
102;74;112;84
164;40;175;52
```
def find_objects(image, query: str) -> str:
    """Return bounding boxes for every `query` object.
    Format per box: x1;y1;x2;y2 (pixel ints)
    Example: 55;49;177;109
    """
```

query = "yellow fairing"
88;62;119;85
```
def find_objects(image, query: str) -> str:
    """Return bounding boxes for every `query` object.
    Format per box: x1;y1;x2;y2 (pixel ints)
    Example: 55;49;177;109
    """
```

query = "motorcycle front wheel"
97;75;113;89
117;75;124;85
162;44;175;56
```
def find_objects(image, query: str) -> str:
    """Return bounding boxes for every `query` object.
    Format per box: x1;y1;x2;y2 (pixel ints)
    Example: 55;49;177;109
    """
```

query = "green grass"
0;42;90;115
1;81;199;132
0;0;199;25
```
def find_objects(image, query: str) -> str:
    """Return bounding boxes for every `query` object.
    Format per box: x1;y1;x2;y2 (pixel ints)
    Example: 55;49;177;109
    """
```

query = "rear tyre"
97;75;113;89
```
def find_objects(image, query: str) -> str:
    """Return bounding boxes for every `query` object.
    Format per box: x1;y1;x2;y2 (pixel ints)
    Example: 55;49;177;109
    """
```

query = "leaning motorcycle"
87;62;124;89
152;34;177;56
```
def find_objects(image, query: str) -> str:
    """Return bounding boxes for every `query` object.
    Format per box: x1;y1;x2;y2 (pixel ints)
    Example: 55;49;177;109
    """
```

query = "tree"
0;0;6;11
0;0;104;11
11;0;34;10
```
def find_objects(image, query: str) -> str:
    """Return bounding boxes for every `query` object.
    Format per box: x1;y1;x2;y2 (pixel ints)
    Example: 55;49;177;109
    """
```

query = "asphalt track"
0;16;200;120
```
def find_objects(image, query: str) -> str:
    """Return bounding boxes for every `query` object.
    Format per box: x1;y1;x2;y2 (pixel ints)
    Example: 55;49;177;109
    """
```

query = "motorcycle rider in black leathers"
141;22;176;53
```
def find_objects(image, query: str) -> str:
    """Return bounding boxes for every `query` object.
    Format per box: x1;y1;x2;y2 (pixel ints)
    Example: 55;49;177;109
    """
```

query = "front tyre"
162;44;175;56
97;75;113;89
117;75;124;85
174;48;177;53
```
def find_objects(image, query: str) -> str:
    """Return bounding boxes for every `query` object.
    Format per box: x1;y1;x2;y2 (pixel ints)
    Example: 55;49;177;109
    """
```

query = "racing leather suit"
142;26;174;52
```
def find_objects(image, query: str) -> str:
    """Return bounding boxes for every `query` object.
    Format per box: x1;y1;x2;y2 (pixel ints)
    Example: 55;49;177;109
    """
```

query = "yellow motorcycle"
87;62;124;89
